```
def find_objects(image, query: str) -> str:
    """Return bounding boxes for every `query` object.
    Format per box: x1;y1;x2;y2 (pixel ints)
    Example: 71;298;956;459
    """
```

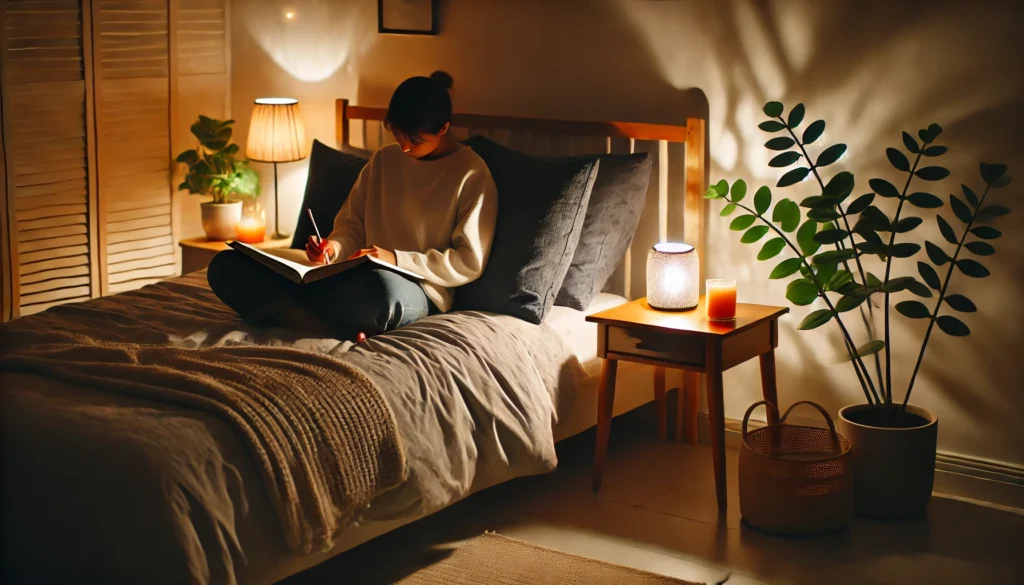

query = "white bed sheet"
543;293;628;371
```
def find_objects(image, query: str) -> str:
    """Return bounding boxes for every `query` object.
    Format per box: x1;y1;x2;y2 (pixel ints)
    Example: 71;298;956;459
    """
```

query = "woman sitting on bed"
208;71;498;339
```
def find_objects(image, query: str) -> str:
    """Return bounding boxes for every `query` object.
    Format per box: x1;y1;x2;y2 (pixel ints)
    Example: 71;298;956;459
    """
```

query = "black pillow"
290;139;368;249
457;136;600;324
555;153;652;309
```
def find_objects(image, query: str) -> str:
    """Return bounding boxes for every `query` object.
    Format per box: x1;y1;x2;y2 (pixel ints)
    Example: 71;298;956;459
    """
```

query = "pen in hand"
306;208;331;265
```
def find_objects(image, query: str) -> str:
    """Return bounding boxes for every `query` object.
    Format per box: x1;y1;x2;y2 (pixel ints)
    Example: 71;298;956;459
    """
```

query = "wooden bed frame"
334;98;708;299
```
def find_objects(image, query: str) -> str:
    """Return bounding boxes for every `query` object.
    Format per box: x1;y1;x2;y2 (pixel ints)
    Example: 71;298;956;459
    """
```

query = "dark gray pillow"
555;153;652;310
290;139;368;249
457;136;600;324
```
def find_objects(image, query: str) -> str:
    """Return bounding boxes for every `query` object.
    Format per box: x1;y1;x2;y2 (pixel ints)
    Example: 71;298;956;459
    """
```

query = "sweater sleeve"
394;167;498;287
327;164;369;261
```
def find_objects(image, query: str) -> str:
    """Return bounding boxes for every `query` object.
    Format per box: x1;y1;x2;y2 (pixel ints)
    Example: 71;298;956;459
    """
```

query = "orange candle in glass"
706;279;737;321
235;208;266;243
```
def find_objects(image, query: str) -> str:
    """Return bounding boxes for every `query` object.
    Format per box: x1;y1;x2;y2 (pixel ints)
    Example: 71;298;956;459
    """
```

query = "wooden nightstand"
586;297;789;511
178;237;292;274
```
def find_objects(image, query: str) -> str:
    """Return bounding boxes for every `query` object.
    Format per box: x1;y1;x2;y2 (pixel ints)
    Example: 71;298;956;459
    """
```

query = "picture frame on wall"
378;0;438;35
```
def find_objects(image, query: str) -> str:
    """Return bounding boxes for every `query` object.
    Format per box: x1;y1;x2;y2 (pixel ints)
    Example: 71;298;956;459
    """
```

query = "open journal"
228;241;424;285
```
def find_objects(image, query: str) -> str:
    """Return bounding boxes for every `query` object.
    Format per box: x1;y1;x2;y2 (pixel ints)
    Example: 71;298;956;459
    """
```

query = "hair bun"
429;70;453;91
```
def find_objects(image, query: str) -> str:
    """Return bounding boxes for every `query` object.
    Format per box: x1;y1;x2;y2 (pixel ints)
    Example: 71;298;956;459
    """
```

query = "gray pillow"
457;136;600;324
290;139;368;249
555;153;651;310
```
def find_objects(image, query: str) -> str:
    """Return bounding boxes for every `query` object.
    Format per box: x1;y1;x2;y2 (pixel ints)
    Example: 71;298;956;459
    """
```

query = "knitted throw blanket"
0;330;406;554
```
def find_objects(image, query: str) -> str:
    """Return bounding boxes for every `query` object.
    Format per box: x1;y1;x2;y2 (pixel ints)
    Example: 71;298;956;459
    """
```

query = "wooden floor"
284;404;1024;585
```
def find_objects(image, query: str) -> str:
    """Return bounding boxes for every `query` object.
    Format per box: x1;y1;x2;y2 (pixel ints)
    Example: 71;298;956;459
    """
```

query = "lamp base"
273;231;291;240
647;301;698;312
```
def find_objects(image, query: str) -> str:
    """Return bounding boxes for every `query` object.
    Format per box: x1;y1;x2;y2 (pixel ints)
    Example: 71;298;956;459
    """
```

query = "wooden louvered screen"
1;0;99;317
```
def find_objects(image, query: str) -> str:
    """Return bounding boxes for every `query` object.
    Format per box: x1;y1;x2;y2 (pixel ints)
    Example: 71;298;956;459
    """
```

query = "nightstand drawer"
607;326;705;368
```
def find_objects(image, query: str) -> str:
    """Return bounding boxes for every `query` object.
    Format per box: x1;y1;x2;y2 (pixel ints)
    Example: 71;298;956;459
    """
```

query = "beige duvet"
0;272;585;585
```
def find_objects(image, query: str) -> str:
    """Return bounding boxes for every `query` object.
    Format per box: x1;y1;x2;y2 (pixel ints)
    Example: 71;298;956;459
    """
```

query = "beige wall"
227;0;1024;467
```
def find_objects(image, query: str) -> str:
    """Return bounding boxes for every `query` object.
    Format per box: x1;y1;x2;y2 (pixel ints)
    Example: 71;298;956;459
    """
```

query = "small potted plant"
705;101;1012;519
175;115;260;240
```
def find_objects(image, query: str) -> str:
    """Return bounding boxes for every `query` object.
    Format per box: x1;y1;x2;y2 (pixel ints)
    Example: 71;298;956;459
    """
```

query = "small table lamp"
647;242;699;310
246;97;308;239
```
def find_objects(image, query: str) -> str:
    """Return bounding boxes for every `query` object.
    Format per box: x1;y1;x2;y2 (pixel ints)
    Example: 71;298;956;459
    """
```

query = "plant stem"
729;198;882;405
903;183;991;409
781;117;884;399
882;148;927;408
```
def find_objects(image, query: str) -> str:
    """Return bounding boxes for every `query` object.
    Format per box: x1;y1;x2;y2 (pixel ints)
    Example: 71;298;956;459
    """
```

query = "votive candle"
235;210;266;244
706;279;737;321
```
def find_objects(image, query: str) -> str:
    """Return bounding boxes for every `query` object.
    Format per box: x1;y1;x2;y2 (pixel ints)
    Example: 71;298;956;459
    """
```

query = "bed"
0;103;707;585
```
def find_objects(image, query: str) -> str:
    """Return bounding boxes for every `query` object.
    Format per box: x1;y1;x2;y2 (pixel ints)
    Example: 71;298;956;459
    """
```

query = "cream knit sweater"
328;144;498;312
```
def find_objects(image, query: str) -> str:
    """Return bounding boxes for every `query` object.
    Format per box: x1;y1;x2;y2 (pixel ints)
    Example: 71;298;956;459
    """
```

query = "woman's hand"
306;237;340;265
347;245;396;265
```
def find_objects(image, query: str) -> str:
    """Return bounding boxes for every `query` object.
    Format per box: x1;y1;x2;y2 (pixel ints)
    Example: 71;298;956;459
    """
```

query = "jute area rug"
394;532;705;585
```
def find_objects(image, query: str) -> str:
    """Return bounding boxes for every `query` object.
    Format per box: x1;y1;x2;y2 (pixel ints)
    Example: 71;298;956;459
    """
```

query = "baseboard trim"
697;412;1024;511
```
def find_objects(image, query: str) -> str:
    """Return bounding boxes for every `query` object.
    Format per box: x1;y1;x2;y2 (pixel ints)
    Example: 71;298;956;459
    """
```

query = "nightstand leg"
706;341;728;512
654;367;667;441
759;348;780;425
592;359;618;491
682;371;700;444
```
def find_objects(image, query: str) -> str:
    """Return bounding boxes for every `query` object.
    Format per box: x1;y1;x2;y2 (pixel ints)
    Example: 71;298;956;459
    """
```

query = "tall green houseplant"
705;101;1012;417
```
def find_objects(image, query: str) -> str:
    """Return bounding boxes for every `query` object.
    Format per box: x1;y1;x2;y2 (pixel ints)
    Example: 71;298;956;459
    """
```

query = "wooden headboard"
335;99;707;300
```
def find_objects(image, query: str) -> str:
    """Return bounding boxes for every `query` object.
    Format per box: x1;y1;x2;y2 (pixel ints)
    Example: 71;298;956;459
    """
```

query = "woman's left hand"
347;245;396;265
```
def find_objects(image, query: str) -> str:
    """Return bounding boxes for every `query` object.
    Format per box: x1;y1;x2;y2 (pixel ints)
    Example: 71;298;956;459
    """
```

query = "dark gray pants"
207;250;436;339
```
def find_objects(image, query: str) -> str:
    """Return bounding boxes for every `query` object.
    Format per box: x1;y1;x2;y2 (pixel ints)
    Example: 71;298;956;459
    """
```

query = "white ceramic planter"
200;201;242;241
837;404;938;519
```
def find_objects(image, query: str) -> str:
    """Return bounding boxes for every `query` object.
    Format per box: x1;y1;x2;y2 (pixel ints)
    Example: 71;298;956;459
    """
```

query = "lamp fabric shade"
646;242;699;310
246;98;308;163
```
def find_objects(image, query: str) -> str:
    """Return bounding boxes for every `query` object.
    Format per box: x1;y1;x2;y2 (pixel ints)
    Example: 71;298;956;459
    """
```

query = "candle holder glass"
706;278;737;321
235;203;266;244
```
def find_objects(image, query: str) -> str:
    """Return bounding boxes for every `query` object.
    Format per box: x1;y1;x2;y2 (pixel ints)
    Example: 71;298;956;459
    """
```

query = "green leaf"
813;229;849;245
175;148;199;165
926;123;943;140
713;179;729;197
798;309;835;330
803;120;825;145
949;195;973;224
823;172;855;199
859;205;891;231
777;167;811;188
772;199;801;232
816;144;847;167
866;272;883;288
741;225;770;244
730;179;748;202
916;166;950;181
719;203;738;217
758;238;786;260
918;262;940;289
891;217;923;233
937;315;970;337
176;180;189;191
815;262;837;285
936;215;958;245
769;258;802;279
754;186;772;215
808;209;841;223
769;151;802;168
855;241;888;255
907;192;943;208
797;220;819;256
980;162;1007;185
923;145;947;156
918;128;930;143
800;195;836;210
869;178;900;199
787;103;805;128
925;241;949;265
759;120;786;132
961;184;979;206
846;193;875;215
856;340;886;357
905;280;933;298
896;300;931;319
978;204;1011;217
902;131;920;154
991;175;1013;188
965;241;994;256
813;249;857;266
886;147;910;172
765;137;795;151
890;243;921;258
970;226;1001;240
945;294;977;313
825;269;854;291
763;102;784;117
880;276;916;293
956;259;989;278
730;215;756;231
786;279;819;306
836;294;866;312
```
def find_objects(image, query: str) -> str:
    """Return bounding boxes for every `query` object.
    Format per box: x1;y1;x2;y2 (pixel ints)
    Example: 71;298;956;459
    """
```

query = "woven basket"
738;400;853;535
